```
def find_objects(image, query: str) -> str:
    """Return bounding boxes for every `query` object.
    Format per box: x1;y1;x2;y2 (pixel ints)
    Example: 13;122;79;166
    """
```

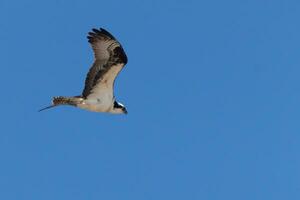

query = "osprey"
39;28;128;114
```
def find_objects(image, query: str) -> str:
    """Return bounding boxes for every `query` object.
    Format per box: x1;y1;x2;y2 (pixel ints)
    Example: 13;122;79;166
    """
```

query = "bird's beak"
123;108;128;114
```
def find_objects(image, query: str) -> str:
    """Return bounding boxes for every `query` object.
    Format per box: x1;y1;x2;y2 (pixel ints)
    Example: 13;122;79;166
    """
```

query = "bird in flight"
39;28;128;114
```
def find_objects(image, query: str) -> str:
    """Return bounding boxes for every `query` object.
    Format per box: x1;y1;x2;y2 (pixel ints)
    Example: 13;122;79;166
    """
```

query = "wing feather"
82;28;127;98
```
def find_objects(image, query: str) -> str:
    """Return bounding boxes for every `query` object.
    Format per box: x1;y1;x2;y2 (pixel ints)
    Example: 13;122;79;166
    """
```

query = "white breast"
78;93;114;112
79;63;123;112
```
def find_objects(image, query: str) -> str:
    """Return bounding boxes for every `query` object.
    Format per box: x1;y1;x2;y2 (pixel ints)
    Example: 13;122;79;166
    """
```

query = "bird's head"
112;101;128;114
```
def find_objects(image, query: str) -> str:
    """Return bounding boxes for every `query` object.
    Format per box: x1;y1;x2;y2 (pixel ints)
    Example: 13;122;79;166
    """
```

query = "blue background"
0;0;299;199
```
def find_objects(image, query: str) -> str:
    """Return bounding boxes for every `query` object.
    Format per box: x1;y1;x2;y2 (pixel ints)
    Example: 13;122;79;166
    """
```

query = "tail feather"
39;96;81;112
52;96;76;106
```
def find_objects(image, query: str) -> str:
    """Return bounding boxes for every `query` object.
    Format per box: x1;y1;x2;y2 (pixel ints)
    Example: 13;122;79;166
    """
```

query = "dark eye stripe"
114;101;123;109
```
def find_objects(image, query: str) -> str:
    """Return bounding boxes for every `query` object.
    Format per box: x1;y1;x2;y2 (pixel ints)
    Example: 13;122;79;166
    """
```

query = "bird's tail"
39;96;81;112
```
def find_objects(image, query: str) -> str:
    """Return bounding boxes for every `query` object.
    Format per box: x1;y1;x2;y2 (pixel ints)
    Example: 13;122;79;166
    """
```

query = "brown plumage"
39;28;129;114
82;28;127;98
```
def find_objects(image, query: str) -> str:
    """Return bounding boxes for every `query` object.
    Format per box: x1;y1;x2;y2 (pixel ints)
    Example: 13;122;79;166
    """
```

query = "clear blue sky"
0;0;299;199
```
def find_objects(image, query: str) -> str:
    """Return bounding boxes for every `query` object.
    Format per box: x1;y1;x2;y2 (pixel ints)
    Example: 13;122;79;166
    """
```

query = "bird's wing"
81;28;128;99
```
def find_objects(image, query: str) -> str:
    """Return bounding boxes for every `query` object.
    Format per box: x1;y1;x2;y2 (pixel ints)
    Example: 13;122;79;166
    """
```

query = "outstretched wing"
82;28;128;99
